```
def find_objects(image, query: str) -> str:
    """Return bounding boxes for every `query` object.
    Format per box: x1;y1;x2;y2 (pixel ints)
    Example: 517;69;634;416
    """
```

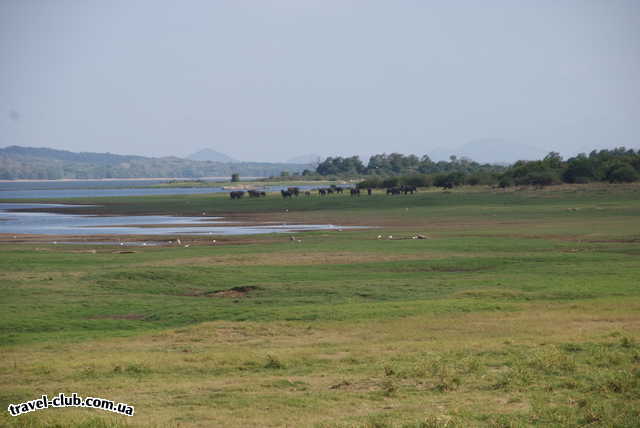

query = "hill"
0;145;145;164
0;146;311;180
187;148;237;163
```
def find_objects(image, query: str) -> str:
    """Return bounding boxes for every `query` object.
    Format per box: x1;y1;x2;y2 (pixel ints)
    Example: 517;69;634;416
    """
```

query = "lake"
0;179;340;199
0;203;360;236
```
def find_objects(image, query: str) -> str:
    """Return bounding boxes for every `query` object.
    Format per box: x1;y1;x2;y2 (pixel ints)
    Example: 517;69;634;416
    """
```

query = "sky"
1;0;639;163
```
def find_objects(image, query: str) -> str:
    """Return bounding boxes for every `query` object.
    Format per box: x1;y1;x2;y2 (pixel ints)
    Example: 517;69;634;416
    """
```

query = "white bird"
184;244;190;248
377;235;382;239
120;242;124;246
388;235;393;240
142;242;147;246
212;240;216;245
176;238;181;245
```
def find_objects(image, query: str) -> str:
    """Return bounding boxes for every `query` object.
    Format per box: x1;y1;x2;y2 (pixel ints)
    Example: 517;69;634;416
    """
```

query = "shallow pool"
0;203;361;236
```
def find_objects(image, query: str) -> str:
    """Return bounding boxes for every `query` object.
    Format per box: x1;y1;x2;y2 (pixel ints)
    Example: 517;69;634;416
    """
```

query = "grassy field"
1;184;639;427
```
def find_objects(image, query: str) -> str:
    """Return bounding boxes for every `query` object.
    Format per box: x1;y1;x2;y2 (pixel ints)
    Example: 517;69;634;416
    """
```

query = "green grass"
0;183;639;426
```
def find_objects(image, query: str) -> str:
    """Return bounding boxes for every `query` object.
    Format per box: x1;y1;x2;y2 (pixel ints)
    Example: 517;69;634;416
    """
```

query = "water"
0;203;360;236
0;179;344;199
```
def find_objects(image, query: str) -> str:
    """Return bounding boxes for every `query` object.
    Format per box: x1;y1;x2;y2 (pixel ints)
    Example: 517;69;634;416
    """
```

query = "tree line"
314;148;640;188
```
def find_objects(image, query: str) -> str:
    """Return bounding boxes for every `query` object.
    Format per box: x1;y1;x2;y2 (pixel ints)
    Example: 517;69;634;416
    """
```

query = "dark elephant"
386;187;402;195
287;187;300;196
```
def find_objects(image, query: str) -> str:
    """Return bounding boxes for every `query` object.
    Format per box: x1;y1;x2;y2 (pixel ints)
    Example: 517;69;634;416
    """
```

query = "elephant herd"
229;190;265;199
230;185;418;199
386;185;417;195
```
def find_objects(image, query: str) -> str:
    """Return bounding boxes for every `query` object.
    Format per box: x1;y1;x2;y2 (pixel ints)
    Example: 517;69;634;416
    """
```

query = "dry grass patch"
2;301;638;426
135;251;466;268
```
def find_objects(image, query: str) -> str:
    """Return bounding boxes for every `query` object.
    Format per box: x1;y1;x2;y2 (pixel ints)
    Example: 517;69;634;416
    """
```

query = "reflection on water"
0;203;360;236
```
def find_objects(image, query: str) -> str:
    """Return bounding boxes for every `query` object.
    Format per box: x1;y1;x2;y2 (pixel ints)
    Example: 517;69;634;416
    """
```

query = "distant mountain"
0;145;312;180
187;148;237;163
428;139;550;164
286;154;321;164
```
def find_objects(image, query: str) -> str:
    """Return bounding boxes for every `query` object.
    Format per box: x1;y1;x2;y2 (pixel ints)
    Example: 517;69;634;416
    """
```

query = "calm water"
0;203;358;236
0;179;340;199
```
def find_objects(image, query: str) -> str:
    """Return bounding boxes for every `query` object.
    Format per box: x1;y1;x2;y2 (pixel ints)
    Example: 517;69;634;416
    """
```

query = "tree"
563;154;597;183
231;173;240;182
543;152;563;169
316;156;365;175
606;164;638;183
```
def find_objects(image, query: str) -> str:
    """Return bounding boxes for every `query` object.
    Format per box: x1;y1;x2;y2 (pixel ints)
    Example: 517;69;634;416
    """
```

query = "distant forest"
2;145;638;186
314;148;640;188
0;146;311;179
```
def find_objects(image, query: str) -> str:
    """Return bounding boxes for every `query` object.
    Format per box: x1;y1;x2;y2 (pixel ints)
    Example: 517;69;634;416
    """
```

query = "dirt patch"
88;314;146;320
138;251;474;268
183;285;260;298
584;238;640;244
453;288;532;299
210;286;259;298
384;265;493;273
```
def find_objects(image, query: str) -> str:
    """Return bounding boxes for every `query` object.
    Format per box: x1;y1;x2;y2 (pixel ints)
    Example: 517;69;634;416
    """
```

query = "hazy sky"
1;0;639;162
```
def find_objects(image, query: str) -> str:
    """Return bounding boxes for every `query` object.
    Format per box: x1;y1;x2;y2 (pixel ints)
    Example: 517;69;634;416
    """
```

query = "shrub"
607;164;638;183
358;176;383;189
513;170;560;187
498;175;514;188
403;173;432;187
433;172;464;188
381;176;401;188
